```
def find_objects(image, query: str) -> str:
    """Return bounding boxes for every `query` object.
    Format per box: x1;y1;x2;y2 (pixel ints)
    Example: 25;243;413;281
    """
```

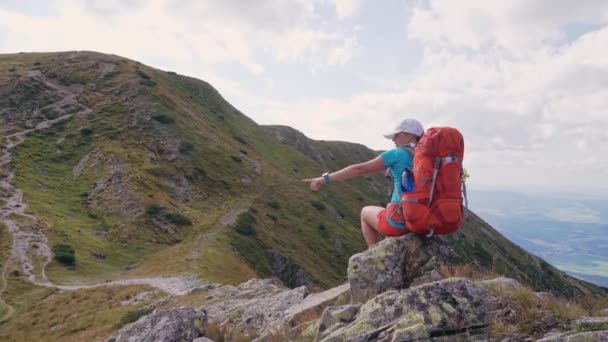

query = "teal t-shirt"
380;146;414;203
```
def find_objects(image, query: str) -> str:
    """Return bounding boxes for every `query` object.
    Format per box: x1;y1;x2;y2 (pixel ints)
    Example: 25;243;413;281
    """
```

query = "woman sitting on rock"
303;118;424;249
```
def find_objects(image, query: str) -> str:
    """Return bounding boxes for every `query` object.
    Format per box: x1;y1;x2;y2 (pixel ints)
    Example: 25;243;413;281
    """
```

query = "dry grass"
488;283;590;339
0;283;162;342
489;319;519;340
543;296;586;321
438;263;495;281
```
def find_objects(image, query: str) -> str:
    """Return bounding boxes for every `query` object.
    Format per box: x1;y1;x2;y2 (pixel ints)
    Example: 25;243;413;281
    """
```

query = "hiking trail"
0;70;206;321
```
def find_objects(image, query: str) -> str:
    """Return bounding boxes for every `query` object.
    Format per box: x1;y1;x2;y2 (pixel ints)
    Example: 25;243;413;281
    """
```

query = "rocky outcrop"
115;308;206;342
261;125;325;164
113;278;348;342
317;278;516;341
348;234;452;304
112;235;608;342
266;249;310;288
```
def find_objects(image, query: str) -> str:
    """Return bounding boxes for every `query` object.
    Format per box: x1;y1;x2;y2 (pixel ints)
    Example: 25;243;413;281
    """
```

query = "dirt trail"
0;70;207;317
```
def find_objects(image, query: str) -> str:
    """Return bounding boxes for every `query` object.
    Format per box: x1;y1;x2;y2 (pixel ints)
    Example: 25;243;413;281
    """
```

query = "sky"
1;0;608;194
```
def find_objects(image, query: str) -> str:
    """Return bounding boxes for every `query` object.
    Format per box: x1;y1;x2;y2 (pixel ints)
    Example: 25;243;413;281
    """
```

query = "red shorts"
377;209;409;237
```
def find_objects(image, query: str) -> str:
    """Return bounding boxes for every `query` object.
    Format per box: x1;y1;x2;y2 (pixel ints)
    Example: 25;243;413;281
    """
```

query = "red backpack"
400;127;467;236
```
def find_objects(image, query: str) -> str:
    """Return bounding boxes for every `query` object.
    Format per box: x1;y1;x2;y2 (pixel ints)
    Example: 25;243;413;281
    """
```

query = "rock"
283;282;351;329
539;314;560;332
480;277;524;294
537;330;608;341
348;234;453;304
317;278;516;342
348;236;407;304
316;304;361;337
571;316;608;332
266;249;309;288
115;308;206;342
192;338;215;342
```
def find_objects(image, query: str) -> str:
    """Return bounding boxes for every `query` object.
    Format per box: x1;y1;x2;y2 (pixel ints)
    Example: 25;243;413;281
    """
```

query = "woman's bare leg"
360;206;385;248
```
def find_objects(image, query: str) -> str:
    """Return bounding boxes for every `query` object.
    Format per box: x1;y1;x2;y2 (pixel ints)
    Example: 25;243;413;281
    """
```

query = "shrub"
79;127;93;136
117;308;153;328
145;203;163;216
310;200;326;211
230;155;242;163
53;243;76;266
266;200;280;209
266;214;278;221
165;212;192;226
151;114;174;124
234;211;256;236
179;141;194;153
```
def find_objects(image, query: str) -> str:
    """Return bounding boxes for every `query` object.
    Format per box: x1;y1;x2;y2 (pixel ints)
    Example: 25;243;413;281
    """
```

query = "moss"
428;305;443;325
441;302;456;314
417;291;428;304
393;323;428;341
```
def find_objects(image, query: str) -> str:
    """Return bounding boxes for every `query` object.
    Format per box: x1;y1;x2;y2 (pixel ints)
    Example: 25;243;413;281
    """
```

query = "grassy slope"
1;52;374;289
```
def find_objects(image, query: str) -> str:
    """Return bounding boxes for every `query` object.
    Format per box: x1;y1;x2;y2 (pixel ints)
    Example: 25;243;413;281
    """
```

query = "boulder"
348;234;453;304
316;304;361;337
115;308;206;342
538;330;608;341
571;316;608;332
317;278;516;341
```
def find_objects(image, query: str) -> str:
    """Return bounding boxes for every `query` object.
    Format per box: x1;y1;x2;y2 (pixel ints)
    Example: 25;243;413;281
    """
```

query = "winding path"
0;70;207;322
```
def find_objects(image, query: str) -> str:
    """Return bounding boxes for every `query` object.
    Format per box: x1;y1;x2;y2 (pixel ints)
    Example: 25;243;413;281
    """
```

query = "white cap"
383;118;424;139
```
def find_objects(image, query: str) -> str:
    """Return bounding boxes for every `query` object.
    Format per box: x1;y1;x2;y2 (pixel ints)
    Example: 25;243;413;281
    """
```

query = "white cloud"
332;0;362;20
1;0;608;191
408;0;608;50
0;0;357;74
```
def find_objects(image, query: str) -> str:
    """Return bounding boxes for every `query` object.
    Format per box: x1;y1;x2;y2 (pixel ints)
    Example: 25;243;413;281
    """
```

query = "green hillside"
0;51;605;298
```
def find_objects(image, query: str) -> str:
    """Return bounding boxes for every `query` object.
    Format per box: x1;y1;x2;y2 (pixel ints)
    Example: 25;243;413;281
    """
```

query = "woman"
303;119;424;249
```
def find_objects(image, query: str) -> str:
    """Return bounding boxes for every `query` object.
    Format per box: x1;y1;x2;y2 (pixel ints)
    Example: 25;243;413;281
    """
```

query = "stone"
115;308;206;342
571;316;608;332
266;249;309;288
317;278;516;342
537;330;608;341
316;304;361;336
479;277;524;294
348;234;454;304
283;282;351;329
348;236;408;304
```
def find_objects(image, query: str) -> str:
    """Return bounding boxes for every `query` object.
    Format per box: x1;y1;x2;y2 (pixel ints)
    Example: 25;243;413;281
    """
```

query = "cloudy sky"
1;0;608;194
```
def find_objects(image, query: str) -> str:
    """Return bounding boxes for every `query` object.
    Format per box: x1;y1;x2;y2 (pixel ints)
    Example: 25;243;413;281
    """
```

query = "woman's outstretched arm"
303;156;385;191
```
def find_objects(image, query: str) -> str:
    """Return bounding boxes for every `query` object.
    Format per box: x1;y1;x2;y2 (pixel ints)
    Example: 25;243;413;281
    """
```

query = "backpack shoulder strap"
399;144;414;159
